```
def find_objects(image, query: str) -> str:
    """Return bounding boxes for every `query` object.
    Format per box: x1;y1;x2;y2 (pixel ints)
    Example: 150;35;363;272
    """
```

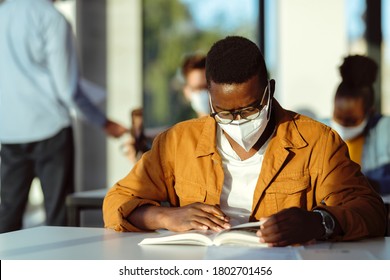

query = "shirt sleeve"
44;11;78;110
316;127;387;240
103;130;178;232
74;82;107;127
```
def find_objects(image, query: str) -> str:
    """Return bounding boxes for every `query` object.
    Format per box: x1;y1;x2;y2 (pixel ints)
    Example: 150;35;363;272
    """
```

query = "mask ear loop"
267;94;272;120
208;93;215;114
262;80;272;120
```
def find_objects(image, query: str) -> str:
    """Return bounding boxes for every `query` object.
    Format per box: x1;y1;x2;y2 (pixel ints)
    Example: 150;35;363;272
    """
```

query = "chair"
66;188;107;226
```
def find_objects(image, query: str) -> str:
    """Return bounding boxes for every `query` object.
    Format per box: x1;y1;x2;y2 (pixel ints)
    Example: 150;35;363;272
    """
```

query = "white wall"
106;0;143;187
57;0;142;190
274;0;348;119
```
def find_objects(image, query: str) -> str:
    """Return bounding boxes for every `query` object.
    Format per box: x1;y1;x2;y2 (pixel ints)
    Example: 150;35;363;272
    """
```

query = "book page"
213;221;265;246
227;221;263;229
138;221;264;246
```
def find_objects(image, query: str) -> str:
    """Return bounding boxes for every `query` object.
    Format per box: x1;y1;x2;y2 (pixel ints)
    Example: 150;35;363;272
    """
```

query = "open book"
139;221;267;247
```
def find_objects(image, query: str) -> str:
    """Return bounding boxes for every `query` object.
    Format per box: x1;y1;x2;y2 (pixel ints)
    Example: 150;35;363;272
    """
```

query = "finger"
213;213;229;222
201;212;232;231
257;219;291;243
196;204;230;223
209;207;230;222
188;220;209;231
260;211;298;239
261;211;291;228
182;204;229;230
171;220;209;232
259;217;269;228
258;231;288;245
182;203;230;230
260;226;298;246
190;209;231;231
207;214;231;229
189;215;226;232
260;219;286;235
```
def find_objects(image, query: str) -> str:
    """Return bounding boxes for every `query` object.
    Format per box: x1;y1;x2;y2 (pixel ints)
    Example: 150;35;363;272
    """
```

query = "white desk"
0;226;389;260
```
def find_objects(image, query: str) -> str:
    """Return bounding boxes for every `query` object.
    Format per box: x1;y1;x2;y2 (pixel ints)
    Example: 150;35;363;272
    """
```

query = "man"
103;36;386;246
181;54;210;118
0;0;127;233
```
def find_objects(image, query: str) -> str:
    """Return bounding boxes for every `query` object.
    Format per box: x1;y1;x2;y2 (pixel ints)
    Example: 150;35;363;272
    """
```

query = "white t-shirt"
217;126;272;226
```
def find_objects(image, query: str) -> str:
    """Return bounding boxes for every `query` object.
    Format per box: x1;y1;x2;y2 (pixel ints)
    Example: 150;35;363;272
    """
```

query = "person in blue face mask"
328;55;390;195
181;54;210;118
122;55;210;165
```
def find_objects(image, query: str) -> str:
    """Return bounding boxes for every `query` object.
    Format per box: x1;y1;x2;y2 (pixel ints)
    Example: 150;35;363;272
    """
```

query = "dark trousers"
0;127;74;233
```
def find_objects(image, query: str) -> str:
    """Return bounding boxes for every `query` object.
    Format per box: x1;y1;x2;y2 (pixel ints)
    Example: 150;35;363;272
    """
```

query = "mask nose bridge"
232;110;243;120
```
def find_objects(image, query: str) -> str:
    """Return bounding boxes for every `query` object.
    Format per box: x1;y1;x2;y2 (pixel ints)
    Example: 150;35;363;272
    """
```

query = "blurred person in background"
181;53;210;118
121;108;152;165
122;54;210;165
0;0;127;233
325;55;390;195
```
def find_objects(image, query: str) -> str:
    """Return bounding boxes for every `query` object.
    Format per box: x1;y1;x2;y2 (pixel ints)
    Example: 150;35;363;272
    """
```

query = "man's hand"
128;203;231;232
256;207;324;247
161;203;231;232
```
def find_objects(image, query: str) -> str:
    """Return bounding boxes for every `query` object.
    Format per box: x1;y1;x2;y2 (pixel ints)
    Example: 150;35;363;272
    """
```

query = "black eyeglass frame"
210;86;270;124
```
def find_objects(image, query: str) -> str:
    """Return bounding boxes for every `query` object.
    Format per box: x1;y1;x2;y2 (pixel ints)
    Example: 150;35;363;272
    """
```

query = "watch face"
324;214;334;230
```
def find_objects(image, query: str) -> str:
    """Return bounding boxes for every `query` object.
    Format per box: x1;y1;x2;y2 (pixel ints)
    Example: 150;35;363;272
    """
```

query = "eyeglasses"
210;85;269;124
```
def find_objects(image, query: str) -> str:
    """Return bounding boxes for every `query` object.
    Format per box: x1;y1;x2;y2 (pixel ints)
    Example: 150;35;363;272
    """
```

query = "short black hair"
205;36;268;86
336;55;378;112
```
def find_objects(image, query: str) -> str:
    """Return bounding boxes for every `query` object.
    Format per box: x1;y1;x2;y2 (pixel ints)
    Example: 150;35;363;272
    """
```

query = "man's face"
183;69;207;101
209;75;266;116
333;96;366;127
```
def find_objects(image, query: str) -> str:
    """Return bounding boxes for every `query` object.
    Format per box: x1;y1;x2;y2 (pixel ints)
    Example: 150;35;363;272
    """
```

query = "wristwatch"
313;209;335;240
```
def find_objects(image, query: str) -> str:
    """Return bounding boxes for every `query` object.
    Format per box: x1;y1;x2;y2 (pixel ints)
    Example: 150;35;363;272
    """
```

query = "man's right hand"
128;203;231;232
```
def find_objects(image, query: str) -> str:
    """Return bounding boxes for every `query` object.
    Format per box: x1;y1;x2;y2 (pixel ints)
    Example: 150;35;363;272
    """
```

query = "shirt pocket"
264;175;310;211
174;178;207;206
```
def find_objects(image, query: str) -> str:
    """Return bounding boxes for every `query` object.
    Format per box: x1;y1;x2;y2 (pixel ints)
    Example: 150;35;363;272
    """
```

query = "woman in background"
329;55;390;194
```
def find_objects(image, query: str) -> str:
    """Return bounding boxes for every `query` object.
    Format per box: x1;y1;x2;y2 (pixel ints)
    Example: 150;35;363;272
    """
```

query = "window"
142;0;259;128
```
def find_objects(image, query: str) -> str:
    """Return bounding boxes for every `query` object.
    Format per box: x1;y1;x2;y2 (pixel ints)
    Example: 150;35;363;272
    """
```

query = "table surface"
0;226;389;260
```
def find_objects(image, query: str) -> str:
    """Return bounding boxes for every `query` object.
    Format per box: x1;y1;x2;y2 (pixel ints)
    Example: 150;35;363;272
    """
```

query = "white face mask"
216;83;272;152
330;118;367;141
190;89;210;115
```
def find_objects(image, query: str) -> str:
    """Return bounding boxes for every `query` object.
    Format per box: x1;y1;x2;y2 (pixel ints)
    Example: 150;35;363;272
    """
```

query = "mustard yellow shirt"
345;135;365;166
